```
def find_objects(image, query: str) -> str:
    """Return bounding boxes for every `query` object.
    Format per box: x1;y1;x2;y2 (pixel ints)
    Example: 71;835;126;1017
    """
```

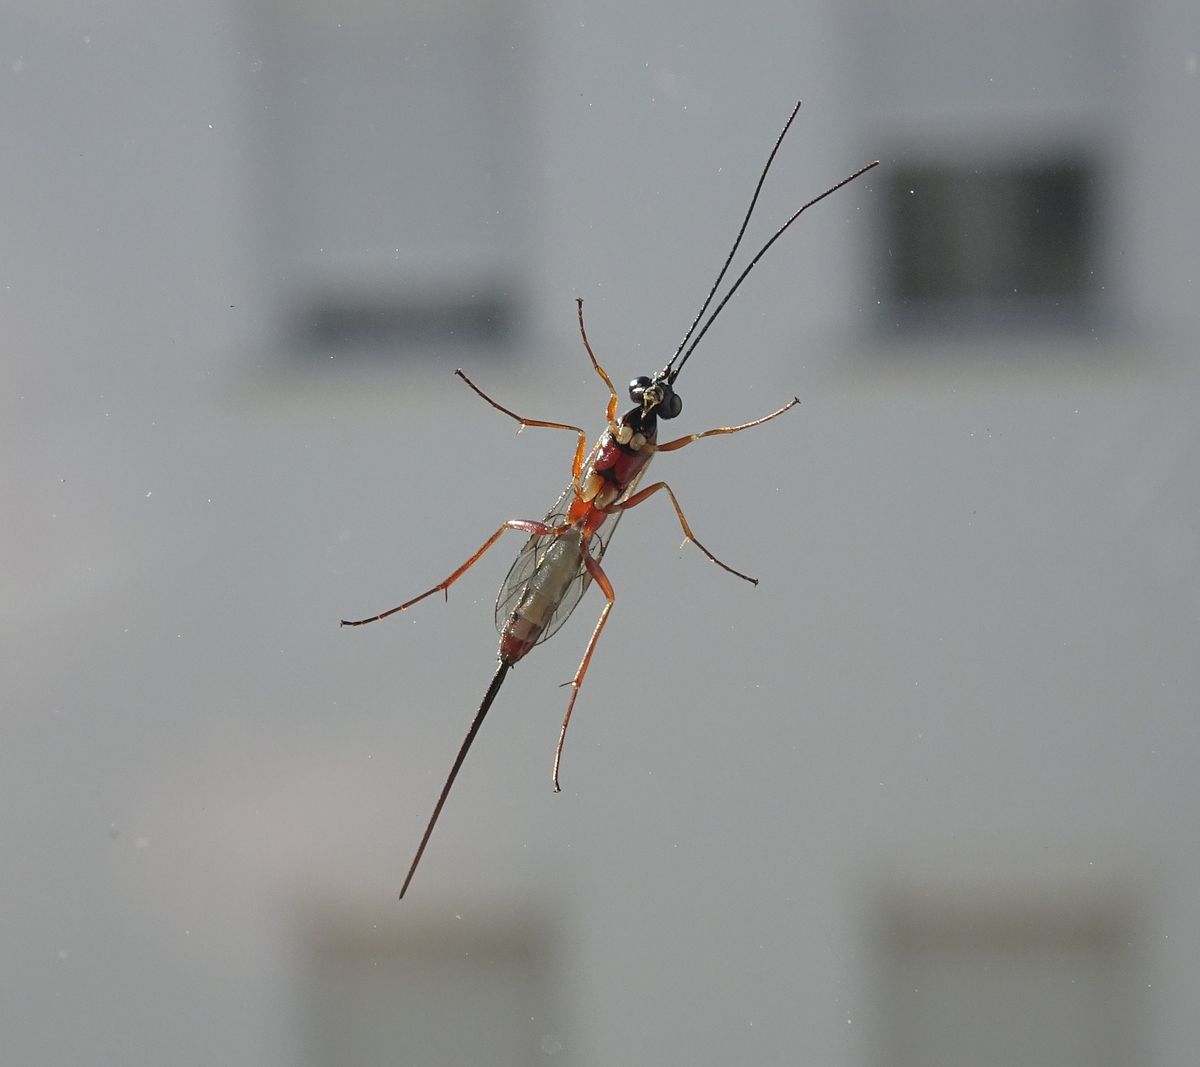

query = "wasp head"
628;374;683;420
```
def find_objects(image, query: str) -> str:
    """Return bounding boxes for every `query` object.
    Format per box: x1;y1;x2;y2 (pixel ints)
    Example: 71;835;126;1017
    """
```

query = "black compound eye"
629;376;652;403
660;391;683;419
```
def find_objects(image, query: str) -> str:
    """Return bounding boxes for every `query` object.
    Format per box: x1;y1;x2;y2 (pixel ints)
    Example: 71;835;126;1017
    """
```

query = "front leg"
575;298;621;424
653;396;800;453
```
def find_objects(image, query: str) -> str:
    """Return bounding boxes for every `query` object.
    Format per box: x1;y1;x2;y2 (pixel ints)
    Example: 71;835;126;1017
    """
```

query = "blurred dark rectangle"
291;285;517;354
880;155;1102;332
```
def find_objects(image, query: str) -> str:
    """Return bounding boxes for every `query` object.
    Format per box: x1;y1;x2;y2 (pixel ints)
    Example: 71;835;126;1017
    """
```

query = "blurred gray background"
3;0;1198;1064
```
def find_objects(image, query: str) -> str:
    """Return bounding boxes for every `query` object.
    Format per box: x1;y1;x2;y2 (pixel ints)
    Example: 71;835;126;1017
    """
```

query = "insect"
342;100;879;898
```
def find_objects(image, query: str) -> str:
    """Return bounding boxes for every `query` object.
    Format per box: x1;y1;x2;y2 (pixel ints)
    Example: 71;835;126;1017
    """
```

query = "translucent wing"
494;487;624;647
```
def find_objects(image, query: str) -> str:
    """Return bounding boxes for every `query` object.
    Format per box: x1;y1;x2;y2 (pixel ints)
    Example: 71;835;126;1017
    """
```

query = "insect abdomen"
499;529;586;663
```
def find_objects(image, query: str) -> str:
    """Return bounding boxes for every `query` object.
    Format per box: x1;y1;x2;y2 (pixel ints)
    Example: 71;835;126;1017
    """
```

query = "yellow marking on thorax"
579;469;620;508
580;469;604;503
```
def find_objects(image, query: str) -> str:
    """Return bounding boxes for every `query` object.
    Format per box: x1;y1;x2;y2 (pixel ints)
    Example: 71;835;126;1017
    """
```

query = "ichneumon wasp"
342;100;878;898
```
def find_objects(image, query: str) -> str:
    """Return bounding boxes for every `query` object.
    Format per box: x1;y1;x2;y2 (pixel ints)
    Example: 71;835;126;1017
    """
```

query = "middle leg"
609;480;758;585
455;368;592;481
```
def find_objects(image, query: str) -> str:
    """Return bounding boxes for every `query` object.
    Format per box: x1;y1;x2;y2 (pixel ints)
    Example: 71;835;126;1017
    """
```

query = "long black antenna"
667;99;805;372
666;158;880;384
662;105;880;386
399;659;511;899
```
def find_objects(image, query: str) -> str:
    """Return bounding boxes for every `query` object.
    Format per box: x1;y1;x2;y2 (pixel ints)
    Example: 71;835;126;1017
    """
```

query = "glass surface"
3;1;1194;1064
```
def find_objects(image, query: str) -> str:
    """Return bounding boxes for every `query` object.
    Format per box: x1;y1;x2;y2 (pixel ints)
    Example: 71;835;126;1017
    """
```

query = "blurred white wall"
2;1;1198;1065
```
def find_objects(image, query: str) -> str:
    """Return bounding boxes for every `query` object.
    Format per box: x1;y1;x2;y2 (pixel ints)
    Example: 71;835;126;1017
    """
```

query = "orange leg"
454;369;592;481
610;481;758;585
575;298;620;424
553;546;616;792
341;519;555;626
653;396;800;452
